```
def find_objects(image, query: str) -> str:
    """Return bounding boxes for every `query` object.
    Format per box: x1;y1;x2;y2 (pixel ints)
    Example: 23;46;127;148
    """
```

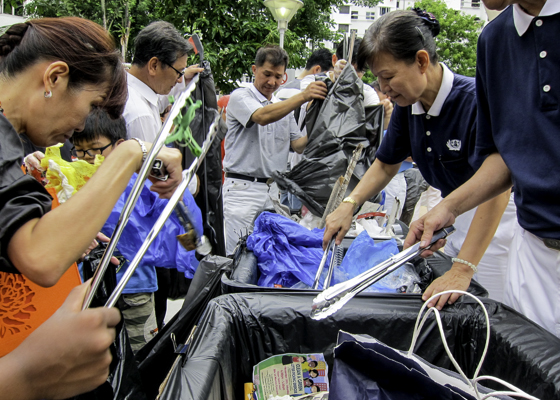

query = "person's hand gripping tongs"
311;226;455;320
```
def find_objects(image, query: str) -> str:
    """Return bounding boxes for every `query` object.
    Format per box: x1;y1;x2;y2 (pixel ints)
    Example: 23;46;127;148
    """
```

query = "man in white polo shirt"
123;21;202;142
122;21;202;332
222;45;328;255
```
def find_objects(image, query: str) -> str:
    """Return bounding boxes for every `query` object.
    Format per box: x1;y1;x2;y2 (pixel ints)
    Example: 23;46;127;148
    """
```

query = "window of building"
396;1;400;8
351;11;358;19
339;5;350;14
350;28;358;34
338;24;349;33
379;7;390;15
366;11;375;20
461;0;480;7
2;0;24;15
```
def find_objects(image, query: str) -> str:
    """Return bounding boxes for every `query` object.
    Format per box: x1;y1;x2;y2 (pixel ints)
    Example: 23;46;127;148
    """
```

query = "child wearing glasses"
69;108;203;353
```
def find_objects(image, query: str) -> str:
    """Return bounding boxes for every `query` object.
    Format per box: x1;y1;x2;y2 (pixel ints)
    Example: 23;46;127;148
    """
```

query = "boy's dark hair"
71;108;127;145
336;37;363;67
255;45;288;69
305;48;333;72
132;21;192;67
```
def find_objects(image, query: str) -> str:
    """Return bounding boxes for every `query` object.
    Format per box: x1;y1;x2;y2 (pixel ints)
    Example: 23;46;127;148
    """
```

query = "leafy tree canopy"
413;0;483;77
24;0;383;92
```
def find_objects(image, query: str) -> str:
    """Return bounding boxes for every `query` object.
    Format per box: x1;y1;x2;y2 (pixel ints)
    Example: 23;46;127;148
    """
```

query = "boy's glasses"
164;62;185;79
71;142;114;158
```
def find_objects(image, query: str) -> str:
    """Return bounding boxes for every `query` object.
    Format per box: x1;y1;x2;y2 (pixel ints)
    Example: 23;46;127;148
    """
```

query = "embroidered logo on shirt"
446;139;461;151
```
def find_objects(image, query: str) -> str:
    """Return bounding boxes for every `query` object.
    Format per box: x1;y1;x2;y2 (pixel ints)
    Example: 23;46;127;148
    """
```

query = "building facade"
0;0;26;28
329;0;488;48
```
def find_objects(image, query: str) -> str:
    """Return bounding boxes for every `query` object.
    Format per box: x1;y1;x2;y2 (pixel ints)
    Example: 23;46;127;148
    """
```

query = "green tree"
24;0;383;92
413;0;483;77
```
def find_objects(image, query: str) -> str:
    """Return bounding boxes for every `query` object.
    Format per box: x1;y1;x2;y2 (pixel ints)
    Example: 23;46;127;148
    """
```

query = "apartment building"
330;0;488;47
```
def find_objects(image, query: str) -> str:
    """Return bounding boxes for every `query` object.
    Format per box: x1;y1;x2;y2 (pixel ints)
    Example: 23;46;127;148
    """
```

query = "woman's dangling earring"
44;90;52;98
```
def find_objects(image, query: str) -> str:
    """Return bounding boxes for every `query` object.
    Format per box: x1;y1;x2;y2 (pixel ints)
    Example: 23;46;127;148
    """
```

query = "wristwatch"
342;196;359;211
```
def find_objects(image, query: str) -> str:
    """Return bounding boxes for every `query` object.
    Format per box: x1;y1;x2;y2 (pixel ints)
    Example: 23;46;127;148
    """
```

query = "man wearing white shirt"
123;21;201;142
122;21;201;328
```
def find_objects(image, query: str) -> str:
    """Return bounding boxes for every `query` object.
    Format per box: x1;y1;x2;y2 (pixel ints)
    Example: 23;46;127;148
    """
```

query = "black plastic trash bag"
81;241;119;308
157;293;560;400
175;60;226;256
273;65;384;216
134;255;233;400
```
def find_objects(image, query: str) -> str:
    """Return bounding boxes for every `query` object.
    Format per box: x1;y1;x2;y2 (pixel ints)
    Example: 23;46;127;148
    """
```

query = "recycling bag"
330;292;538;400
102;174;202;279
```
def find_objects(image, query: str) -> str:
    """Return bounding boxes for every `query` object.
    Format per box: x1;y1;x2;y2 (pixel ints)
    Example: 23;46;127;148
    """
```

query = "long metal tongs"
82;75;200;310
104;111;221;308
311;226;455;320
313;237;335;290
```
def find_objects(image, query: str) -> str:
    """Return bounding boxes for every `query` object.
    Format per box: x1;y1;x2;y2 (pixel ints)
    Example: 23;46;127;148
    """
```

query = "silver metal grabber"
82;75;200;310
311;225;455;320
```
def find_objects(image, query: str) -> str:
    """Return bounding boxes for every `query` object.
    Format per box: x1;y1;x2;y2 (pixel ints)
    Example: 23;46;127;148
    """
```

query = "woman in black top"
0;17;182;398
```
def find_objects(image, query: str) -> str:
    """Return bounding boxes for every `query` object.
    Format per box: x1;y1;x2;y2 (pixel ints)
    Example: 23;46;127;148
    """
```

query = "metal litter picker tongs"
311;226;456;320
105;113;220;308
82;74;218;309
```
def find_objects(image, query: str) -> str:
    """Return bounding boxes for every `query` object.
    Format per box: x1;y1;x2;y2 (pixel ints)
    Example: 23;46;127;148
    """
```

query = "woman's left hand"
421;265;473;310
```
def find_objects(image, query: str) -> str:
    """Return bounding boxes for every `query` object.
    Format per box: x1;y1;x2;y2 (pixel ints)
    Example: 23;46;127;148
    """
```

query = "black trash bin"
135;255;233;399
158;292;560;400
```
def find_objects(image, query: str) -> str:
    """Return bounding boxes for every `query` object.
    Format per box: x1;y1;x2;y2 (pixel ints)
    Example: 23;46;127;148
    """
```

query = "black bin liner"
273;66;384;217
134;255;233;399
158;293;560;400
221;240;488;299
176;60;226;256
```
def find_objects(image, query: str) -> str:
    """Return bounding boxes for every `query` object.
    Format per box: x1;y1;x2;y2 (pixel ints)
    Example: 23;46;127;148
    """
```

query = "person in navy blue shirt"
406;0;560;337
324;9;516;306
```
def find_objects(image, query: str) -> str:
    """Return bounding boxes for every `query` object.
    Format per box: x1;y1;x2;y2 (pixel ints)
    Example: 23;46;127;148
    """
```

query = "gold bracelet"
451;257;478;273
342;196;359;211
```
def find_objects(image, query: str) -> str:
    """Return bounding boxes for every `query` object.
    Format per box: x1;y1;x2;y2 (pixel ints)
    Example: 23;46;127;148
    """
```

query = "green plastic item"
165;96;203;157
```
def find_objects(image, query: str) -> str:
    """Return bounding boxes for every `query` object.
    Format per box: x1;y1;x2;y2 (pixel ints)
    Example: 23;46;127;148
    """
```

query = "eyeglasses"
164;62;185;79
71;142;114;158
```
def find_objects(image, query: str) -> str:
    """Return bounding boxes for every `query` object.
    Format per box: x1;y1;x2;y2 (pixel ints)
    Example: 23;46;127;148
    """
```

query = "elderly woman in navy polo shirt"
405;0;560;337
324;9;517;308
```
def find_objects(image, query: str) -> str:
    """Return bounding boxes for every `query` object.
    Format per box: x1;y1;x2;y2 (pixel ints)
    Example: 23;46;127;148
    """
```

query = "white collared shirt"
122;72;198;195
513;0;560;36
123;72;162;142
411;63;454;117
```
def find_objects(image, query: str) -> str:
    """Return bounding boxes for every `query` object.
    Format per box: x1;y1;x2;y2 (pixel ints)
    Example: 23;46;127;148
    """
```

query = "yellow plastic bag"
40;145;103;204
